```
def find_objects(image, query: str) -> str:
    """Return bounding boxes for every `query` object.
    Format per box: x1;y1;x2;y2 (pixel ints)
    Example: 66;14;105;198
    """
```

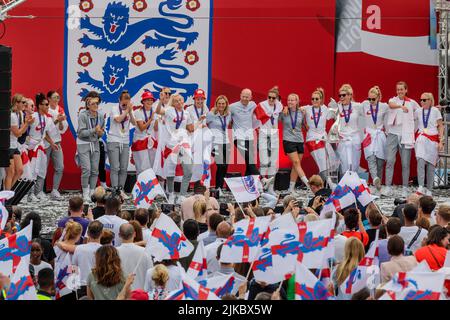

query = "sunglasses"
420;99;430;102
311;98;320;101
21;101;27;104
41;103;49;106
52;96;60;100
338;94;347;98
162;91;171;96
368;98;377;102
268;96;277;100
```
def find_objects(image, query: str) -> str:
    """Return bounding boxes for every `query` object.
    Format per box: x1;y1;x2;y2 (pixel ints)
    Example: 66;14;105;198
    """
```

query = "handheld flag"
382;271;445;300
132;168;166;209
187;240;208;281
295;262;332;300
224;175;261;203
0;222;33;276
0;190;14;231
165;273;220;300
5;262;37;300
198;273;244;298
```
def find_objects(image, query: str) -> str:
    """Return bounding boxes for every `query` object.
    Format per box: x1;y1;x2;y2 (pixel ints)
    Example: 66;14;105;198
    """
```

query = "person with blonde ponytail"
385;81;420;197
256;86;283;194
329;237;365;300
328;84;364;175
302;88;339;188
414;93;444;196
361;86;389;192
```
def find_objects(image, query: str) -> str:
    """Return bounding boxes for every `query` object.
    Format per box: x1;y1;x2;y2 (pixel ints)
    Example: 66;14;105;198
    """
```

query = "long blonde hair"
213;95;230;115
335;237;365;285
63;220;82;242
368;86;382;100
11;93;24;111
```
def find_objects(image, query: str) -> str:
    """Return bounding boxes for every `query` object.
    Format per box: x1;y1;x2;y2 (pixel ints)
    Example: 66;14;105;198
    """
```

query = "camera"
161;203;175;214
83;204;89;215
104;187;124;203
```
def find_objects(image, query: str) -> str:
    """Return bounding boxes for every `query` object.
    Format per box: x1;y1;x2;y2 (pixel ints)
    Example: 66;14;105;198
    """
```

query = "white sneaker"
100;182;107;188
217;188;224;198
262;176;275;190
120;190;130;200
50;189;62;200
177;195;186;205
28;193;39;202
424;187;432;197
82;188;90;202
36;192;47;200
373;177;382;191
382;186;393;197
401;186;409;198
168;193;175;204
268;184;276;196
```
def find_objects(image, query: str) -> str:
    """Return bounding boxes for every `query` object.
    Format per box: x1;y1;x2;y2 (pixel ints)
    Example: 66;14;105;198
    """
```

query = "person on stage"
256;86;283;195
76;91;106;202
414;93;445;196
360;86;389;192
302;88;338;189
384;81;419;197
329;84;363;175
206;95;231;195
155;93;194;204
280;93;309;192
107;90;136;198
45;91;68;200
28;93;59;201
132;91;158;176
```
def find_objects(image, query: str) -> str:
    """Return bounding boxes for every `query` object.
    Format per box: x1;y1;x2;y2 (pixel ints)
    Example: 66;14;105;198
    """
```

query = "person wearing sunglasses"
414;93;444;196
5;94;32;190
303;88;339;189
280;93;309;192
360;86;389;193
155;93;194;204
76;91;106;202
27;93;59;202
44;91;68;200
256;86;283;195
384;81;419;197
132;91;158;176
329;84;364;175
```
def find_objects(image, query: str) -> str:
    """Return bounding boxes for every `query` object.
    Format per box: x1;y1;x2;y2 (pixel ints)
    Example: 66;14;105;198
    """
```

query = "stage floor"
17;186;450;237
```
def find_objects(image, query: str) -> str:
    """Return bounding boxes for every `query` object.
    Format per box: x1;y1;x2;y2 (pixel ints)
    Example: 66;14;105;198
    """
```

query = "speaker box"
0;74;11;92
0;91;10;109
0;129;9;149
0;110;10;129
124;172;137;193
275;169;291;191
0;46;12;72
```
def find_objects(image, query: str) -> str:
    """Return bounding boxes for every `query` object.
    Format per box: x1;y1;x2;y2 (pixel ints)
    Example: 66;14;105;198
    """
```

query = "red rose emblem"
133;0;148;12
79;0;93;13
131;52;146;66
184;51;199;65
78;52;93;67
186;0;200;12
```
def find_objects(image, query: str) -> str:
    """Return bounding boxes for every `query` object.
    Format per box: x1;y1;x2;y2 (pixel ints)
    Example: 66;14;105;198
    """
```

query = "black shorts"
283;141;304;155
9;148;20;159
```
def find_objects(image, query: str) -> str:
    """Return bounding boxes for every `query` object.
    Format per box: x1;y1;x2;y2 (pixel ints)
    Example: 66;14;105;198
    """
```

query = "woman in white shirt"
360;86;389;192
45;91;68;200
144;260;182;295
414;93;445;196
5;94;33;190
329;84;363;175
107;90;136;196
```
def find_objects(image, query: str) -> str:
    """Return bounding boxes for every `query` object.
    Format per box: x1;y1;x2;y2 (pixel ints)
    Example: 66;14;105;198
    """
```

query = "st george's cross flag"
224;175;262;203
132;168;166;208
187;240;208;281
0;222;33;277
198;273;245;298
381;271;445;300
0;191;14;231
220;216;271;263
295;262;332;300
146;213;194;261
165;273;220;300
5;260;37;300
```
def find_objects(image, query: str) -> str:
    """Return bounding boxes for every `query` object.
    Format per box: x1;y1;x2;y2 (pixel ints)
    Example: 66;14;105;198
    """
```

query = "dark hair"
100;229;114;245
386;217;401;236
46;90;58;99
83;90;102;104
193;184;206;195
253;207;265;217
387;235;405;256
222;294;238;300
20;212;42;239
134;208;149;227
105;197;121;215
403;203;418;222
35;93;47;108
419;196;436;215
129;220;143;243
426;225;449;246
183;219;199;241
344;208;359;230
169;211;181;228
351;287;370;300
69;196;84;213
148;208;157;228
119;90;130;101
87;221;103;239
216;243;224;261
93;245;123;287
208;213;224;232
367;207;382;227
37;268;54;289
12;207;22;222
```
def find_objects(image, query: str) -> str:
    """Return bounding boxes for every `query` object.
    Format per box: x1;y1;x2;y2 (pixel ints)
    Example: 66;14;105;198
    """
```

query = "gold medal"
292;129;296;133
121;128;125;134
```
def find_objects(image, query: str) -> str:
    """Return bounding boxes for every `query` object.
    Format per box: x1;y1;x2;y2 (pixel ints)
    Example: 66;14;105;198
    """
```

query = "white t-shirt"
334;234;347;264
31;261;53;276
387;97;419;136
142;228;152;244
72;242;102;286
205;238;226;275
96;215;128;246
117;243;153;291
144;264;182;293
360;101;389;130
337;103;362;140
164;106;192;131
399;226;428;253
10;112;20;149
46;106;68;145
133;107;157;141
186;104;208;126
304;105;329;141
28;112;52;149
415;107;442;135
257;100;283;130
108;105;131;144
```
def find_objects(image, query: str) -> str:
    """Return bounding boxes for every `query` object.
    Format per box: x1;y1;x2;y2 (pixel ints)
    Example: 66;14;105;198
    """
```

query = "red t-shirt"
414;244;447;271
341;230;369;246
